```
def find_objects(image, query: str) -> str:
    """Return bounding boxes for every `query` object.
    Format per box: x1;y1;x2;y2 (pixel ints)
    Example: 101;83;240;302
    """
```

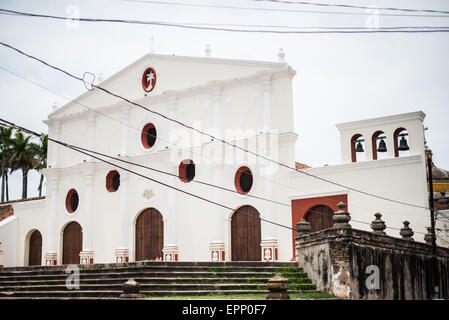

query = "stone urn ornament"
266;273;290;300
333;202;351;229
120;278;142;299
370;213;386;235
400;221;414;241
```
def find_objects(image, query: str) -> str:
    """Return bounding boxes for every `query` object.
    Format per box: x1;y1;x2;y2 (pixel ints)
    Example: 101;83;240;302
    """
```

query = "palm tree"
30;134;48;197
9;131;35;199
0;127;13;202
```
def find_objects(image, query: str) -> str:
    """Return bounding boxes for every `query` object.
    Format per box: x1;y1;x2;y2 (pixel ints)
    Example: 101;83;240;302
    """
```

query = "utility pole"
427;155;439;299
428;156;437;257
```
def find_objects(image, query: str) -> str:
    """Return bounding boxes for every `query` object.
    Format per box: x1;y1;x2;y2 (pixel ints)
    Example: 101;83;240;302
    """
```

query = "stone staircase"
0;261;317;299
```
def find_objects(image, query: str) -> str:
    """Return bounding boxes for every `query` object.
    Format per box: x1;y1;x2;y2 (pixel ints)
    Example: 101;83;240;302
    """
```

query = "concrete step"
0;261;317;299
0;261;297;273
0;276;313;286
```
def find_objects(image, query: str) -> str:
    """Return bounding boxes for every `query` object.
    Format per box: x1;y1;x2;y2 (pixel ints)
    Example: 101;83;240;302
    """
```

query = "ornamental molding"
289;154;423;177
44;66;296;126
335;111;426;131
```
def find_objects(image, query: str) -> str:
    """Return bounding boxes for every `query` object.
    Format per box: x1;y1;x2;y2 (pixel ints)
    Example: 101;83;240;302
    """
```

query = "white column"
163;95;179;261
87;111;96;160
44;175;59;266
260;76;278;261
80;166;95;264
120;107;131;157
51;121;60;168
261;76;271;132
210;87;225;261
115;168;130;263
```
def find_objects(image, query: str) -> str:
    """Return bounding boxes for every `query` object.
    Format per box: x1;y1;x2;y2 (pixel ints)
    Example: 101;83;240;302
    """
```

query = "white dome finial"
98;73;104;83
278;48;285;62
52;102;58;110
205;44;211;57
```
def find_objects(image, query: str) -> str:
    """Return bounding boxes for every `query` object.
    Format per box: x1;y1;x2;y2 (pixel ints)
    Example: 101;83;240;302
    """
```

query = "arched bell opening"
372;131;387;160
394;127;410;158
351;134;365;163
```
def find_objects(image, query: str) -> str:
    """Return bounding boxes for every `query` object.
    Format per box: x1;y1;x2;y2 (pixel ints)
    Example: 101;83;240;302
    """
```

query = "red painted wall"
290;194;348;260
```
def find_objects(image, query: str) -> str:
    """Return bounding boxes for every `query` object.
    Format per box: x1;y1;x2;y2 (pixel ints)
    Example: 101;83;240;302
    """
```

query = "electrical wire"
0;118;430;236
1;8;449;34
121;0;449;18
0;64;429;222
0;118;296;231
252;0;449;15
0;41;431;210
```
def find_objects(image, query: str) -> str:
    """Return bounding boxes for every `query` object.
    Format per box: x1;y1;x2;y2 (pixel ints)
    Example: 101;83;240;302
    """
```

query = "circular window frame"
141;123;158;150
142;67;157;93
65;189;79;214
106;170;120;192
179;159;195;183
234;166;254;195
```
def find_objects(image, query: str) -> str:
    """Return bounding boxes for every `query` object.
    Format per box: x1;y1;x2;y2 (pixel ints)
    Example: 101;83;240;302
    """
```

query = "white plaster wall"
289;155;429;241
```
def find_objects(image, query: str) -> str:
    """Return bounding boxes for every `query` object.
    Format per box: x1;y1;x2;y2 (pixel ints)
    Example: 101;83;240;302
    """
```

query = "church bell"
355;141;364;153
398;136;410;151
377;139;387;153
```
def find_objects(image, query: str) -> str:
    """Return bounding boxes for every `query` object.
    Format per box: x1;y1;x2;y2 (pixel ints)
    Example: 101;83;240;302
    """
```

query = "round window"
235;166;253;195
66;189;79;213
141;123;157;149
179;160;195;183
106;170;120;192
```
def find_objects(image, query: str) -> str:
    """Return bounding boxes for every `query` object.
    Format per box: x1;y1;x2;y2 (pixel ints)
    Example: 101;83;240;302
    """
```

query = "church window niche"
106;170;120;192
66;189;79;214
235;166;253;195
141;123;157;149
372;131;387;160
351;134;365;163
393;127;410;157
179;159;195;183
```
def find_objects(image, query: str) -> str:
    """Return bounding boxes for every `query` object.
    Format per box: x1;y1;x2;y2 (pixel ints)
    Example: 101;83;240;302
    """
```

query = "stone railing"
295;202;449;300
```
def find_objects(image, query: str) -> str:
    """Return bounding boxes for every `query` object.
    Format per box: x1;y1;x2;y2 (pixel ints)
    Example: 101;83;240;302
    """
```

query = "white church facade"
0;50;433;267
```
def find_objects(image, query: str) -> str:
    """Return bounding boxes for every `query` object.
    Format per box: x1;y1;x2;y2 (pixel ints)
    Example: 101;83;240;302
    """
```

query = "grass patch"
143;292;336;300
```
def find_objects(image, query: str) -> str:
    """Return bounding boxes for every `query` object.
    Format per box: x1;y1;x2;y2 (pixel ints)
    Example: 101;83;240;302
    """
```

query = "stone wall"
296;228;449;300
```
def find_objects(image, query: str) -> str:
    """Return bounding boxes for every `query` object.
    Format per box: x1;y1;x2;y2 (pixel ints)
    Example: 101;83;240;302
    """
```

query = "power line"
0;40;430;210
252;0;449;15
0;118;430;236
0;64;428;221
0;118;296;232
1;8;449;34
121;0;449;18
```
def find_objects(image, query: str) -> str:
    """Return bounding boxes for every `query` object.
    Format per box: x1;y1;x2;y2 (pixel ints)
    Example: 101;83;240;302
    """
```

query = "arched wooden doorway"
62;221;82;265
305;205;334;232
231;205;261;261
28;230;42;266
135;208;163;261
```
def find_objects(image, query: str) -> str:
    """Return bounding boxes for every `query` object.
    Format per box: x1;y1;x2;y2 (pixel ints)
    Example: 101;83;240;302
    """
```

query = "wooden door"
305;205;334;232
231;205;261;261
135;208;163;261
63;221;82;265
28;230;42;266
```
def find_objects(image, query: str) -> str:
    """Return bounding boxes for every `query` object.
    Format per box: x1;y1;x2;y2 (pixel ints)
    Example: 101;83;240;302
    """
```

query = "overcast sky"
0;0;448;200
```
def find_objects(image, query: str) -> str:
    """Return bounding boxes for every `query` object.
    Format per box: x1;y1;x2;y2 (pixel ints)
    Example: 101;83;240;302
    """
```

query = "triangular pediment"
48;53;287;119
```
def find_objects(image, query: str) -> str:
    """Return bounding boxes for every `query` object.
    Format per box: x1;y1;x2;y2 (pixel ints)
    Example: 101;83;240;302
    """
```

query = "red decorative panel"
291;194;348;259
142;67;157;93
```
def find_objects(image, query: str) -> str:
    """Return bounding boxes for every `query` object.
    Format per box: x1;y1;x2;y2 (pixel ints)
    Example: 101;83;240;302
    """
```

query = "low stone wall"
296;228;449;299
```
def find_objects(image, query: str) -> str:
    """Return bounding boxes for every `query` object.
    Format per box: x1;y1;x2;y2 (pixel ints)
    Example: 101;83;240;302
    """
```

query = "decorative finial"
333;202;351;229
98;73;104;83
424;227;433;244
295;219;311;240
205;44;211;57
370;212;386;235
52;102;58;110
277;48;285;62
400;221;414;241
